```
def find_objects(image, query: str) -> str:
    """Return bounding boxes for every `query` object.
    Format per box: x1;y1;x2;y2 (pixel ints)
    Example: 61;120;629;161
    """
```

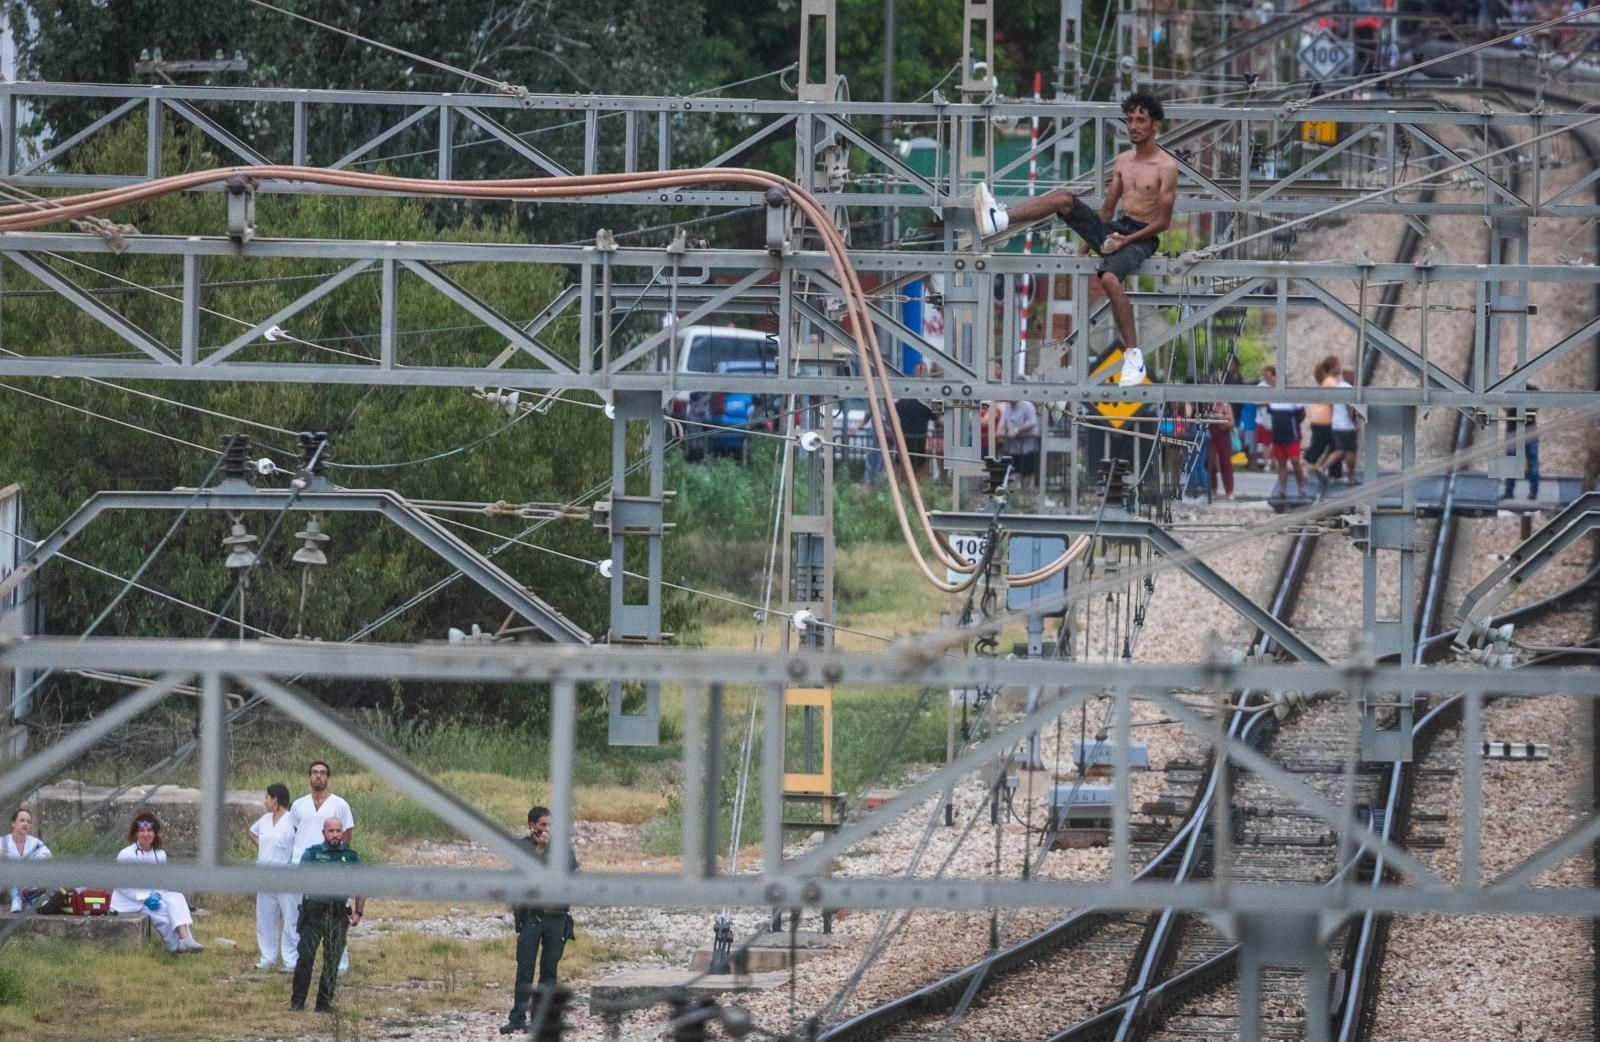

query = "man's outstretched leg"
974;185;1097;240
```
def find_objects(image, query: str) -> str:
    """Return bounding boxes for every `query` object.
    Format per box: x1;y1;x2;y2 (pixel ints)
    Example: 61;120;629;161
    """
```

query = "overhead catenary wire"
242;0;520;95
0;381;223;456
0;523;280;639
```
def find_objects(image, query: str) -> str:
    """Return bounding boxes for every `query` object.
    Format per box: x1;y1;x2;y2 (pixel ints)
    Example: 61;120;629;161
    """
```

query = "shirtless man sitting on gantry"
974;90;1178;385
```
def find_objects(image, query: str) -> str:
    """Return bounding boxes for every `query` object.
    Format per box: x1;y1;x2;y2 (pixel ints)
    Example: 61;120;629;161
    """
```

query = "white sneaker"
973;182;1010;238
178;938;205;953
255;960;275;970
1117;347;1147;387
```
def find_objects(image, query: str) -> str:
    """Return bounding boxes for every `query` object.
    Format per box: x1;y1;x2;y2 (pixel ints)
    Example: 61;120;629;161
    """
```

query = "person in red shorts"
1264;396;1308;498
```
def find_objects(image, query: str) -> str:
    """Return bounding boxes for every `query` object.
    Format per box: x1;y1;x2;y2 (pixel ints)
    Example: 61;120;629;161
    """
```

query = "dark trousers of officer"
509;912;568;1026
291;900;349;1011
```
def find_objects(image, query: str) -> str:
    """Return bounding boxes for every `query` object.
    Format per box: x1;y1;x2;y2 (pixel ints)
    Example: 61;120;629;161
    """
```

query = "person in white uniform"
3;807;52;911
110;813;203;953
282;760;355;973
248;782;298;970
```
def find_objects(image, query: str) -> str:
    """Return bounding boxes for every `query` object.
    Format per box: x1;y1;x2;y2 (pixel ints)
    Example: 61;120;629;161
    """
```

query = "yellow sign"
1301;120;1338;146
1090;346;1152;429
782;687;833;797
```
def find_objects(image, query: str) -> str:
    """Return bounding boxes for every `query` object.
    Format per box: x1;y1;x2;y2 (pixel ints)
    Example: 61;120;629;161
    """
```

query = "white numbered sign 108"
946;533;988;585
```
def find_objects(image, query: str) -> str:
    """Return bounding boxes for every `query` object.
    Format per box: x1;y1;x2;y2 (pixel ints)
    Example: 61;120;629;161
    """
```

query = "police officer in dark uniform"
289;816;365;1013
500;805;579;1035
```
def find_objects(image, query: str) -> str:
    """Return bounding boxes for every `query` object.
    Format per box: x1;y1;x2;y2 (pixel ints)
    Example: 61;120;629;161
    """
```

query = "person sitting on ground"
111;813;203;953
3;808;51;912
973;90;1178;387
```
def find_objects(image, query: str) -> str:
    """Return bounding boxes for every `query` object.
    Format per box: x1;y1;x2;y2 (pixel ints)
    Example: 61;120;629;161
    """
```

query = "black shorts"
1333;428;1357;453
1061;200;1158;281
1306;424;1334;465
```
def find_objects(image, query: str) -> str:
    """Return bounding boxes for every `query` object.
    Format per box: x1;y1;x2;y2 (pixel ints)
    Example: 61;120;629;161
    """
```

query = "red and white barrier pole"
1018;71;1040;378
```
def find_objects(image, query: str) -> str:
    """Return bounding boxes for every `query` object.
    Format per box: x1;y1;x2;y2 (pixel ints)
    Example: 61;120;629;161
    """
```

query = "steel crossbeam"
929;510;1328;665
0;488;591;645
3;231;1600;407
4;82;1596;217
1;639;1599;916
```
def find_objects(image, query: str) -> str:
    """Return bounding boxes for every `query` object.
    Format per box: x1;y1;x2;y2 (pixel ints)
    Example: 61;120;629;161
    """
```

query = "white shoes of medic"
1117;347;1147;387
973;182;1010;238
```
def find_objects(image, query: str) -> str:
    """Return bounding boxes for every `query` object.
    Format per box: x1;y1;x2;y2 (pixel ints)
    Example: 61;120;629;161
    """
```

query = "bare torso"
1111;146;1179;224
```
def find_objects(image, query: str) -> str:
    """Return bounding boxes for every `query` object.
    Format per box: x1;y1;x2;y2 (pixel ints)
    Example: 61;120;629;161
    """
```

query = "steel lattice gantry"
2;636;1600;918
4;82;1598;219
0;232;1596;409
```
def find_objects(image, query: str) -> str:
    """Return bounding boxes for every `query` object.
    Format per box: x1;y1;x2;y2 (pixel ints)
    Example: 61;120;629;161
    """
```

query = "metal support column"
606;390;668;746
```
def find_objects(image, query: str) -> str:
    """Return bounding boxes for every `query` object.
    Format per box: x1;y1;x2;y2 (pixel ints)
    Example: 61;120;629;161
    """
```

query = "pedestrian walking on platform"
289;817;364;1013
501;806;580;1036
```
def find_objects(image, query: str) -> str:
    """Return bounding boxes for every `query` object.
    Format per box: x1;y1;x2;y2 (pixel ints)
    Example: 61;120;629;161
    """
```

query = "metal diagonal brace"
928;511;1329;665
239;674;548;872
1148;685;1445;890
200;259;376;366
1298;279;1469;393
402;260;576;373
1485;314;1600;393
0;488;591;645
1456;491;1600;629
0;672;190;802
609;267;772;372
456;107;574;179
6;252;176;363
786;685;1098;877
1488;801;1600;893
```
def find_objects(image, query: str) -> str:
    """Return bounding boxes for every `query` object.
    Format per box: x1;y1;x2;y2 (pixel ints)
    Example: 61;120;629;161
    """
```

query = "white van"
663;324;778;420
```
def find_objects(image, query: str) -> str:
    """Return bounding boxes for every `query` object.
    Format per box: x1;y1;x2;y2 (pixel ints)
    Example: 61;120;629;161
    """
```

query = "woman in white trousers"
111;813;202;953
248;783;298;970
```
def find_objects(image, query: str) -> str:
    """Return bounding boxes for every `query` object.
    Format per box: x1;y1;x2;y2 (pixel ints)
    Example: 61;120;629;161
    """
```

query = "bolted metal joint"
764;185;792;256
225;175;256;246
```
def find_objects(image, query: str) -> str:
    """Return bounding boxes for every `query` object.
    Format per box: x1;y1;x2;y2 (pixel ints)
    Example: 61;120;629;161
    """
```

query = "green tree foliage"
0;125;694;722
7;0;718;99
707;0;1111;105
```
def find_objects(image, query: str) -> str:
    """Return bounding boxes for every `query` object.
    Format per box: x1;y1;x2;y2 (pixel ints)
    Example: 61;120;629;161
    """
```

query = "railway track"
816;68;1600;1042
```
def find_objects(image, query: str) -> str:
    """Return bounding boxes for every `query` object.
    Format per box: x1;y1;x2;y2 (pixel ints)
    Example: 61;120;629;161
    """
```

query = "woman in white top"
247;783;298;970
3;808;51;911
110;813;203;953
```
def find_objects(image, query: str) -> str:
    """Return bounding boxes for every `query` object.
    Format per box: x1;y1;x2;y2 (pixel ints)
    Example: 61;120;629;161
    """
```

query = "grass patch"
0;896;629;1042
333;770;669;859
